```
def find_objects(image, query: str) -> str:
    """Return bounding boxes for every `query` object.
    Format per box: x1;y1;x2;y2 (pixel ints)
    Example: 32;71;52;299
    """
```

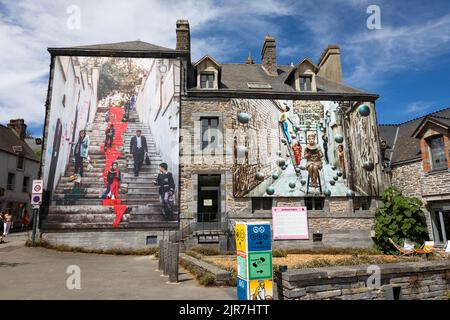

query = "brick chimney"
8;119;27;140
261;35;277;76
176;20;190;52
317;45;343;83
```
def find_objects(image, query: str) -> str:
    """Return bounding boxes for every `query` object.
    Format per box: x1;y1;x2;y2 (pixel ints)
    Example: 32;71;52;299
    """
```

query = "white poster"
272;207;309;240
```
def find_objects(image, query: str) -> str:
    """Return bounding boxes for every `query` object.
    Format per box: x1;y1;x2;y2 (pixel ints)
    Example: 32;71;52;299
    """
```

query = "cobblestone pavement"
0;233;235;300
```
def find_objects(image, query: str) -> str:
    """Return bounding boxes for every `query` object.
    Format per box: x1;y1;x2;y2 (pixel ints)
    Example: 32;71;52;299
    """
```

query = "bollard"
163;240;170;277
168;242;179;283
158;240;164;272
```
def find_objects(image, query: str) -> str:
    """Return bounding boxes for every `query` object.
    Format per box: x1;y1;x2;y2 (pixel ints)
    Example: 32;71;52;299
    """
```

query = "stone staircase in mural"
43;104;178;230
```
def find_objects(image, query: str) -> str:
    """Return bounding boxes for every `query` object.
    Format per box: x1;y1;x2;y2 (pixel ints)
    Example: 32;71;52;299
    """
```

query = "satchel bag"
145;153;151;165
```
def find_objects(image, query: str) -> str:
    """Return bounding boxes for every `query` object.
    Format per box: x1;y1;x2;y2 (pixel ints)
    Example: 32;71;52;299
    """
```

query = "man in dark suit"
130;129;148;176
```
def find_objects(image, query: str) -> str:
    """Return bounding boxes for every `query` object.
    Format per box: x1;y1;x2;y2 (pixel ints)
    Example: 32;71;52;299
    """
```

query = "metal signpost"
235;221;273;300
31;180;43;244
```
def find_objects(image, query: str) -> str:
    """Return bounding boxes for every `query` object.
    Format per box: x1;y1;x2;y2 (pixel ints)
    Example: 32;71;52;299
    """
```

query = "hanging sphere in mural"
281;138;287;145
255;172;265;181
323;187;332;197
334;133;344;144
333;175;339;181
237;112;251;124
346;190;355;197
331;166;337;171
358;104;371;117
291;134;297;140
329;180;336;186
289;182;296;189
295;167;301;174
363;160;375;171
300;165;306;171
301;179;307;186
272;173;279;180
336;171;343;177
286;153;290;158
277;158;286;167
282;165;287;170
277;150;282;156
266;186;275;195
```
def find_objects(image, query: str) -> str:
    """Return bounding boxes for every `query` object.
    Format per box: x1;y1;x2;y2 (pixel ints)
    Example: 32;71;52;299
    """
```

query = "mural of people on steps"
130;129;148;177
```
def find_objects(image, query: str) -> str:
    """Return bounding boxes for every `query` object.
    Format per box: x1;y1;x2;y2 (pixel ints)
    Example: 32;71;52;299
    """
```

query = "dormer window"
200;73;215;89
428;136;447;171
299;76;312;91
194;55;221;90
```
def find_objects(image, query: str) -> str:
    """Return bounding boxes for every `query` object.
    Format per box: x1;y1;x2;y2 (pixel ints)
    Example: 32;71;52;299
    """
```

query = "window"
299;76;312;91
252;198;273;212
305;197;324;210
429;136;448;171
353;197;371;211
201;117;219;150
22;176;30;193
17;156;25;170
200;73;215;89
7;173;15;191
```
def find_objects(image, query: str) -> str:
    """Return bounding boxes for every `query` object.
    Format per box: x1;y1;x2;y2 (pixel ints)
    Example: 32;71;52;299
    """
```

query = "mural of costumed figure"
279;106;291;144
291;139;302;166
304;133;323;188
337;144;346;179
104;161;121;199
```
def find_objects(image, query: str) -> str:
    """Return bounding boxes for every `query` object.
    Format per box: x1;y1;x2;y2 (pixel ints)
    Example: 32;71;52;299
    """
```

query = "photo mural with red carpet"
40;56;180;230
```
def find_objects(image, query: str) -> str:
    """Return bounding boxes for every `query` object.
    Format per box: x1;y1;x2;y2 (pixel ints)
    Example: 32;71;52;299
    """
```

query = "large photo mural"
41;56;180;229
231;99;384;198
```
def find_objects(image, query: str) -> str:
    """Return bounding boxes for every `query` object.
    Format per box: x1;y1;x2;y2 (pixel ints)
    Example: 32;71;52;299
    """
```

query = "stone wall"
43;230;164;250
275;260;450;300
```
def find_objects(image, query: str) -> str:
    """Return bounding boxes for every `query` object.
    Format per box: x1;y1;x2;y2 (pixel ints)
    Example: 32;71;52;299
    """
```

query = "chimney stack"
8;119;27;140
261;35;277;76
176;20;190;52
317;45;343;83
245;52;255;65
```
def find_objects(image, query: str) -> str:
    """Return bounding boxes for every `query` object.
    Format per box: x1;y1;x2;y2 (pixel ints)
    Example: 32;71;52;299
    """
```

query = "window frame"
251;197;273;213
299;75;312;92
200;72;215;89
428;135;448;172
17;156;25;170
7;173;16;191
22;176;30;193
200;117;220;151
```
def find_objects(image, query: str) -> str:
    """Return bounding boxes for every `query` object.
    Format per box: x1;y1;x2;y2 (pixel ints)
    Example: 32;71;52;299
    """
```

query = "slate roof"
378;108;450;165
189;63;374;98
0;125;40;162
48;40;186;58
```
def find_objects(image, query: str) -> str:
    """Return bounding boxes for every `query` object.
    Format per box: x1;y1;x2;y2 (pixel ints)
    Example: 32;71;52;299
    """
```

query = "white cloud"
404;101;433;114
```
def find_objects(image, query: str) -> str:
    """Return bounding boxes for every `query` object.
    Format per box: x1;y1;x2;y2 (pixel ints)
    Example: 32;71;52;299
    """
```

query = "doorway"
431;206;450;245
197;175;221;230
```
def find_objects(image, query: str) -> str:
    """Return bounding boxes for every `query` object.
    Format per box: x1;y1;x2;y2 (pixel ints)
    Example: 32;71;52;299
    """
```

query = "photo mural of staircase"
44;102;178;230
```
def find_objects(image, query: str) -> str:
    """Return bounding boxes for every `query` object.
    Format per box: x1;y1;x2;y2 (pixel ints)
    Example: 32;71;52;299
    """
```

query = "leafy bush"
373;187;429;254
272;247;288;258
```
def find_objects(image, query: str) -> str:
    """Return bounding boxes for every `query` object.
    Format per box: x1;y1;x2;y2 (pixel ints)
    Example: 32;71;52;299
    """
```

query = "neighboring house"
0;119;40;225
379;108;450;246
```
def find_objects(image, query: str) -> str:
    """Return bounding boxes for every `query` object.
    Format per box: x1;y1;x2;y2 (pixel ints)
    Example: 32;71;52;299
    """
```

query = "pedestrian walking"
154;163;176;219
130;130;148;177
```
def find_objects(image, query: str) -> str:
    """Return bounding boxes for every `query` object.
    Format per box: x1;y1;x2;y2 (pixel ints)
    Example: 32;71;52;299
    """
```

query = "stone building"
379;108;450;247
0;119;40;225
177;22;385;250
40;20;387;250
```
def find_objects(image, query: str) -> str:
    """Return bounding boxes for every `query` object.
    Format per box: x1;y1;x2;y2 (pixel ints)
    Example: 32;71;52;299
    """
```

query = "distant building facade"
0;119;40;225
379;108;450;247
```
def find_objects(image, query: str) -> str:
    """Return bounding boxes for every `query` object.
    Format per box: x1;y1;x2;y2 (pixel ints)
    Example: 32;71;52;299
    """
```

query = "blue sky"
0;0;449;137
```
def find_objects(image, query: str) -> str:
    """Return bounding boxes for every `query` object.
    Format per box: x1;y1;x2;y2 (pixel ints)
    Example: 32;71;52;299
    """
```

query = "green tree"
373;187;429;254
97;58;126;100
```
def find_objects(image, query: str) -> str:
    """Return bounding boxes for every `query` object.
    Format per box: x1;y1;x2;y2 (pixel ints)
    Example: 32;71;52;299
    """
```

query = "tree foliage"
97;59;126;100
373;187;429;254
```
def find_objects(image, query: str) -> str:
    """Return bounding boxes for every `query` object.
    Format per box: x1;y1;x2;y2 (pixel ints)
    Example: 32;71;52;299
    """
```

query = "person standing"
322;134;329;164
154;163;175;219
2;209;13;240
130;130;148;177
104;124;115;150
279;106;291;145
21;208;30;230
70;130;90;178
104;162;121;199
